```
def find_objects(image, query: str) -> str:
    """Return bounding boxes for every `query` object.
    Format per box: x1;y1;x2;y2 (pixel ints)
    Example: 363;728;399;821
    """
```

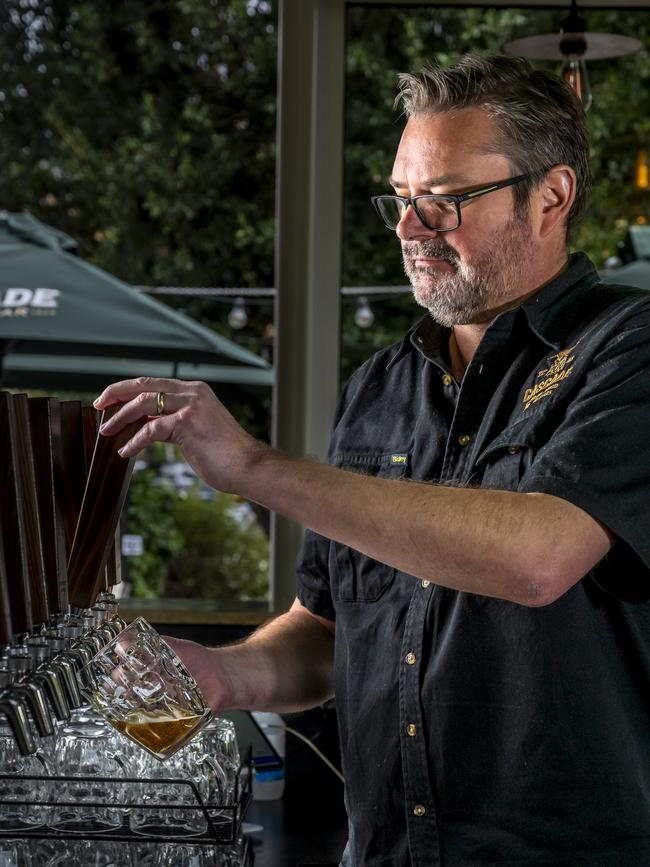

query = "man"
97;55;650;865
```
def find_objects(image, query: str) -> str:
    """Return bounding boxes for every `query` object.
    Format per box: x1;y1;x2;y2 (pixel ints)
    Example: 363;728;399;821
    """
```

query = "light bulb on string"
560;54;592;112
354;296;374;329
227;297;248;330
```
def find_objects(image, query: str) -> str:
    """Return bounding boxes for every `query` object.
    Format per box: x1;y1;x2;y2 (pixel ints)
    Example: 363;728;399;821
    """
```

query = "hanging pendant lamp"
504;0;642;111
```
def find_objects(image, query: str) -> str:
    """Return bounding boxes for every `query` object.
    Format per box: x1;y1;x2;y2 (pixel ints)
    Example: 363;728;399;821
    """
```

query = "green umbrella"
0;212;269;374
0;353;273;401
599;260;650;291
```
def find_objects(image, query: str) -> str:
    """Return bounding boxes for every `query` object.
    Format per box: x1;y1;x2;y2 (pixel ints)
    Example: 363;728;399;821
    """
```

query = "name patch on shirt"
390;453;409;465
523;346;576;411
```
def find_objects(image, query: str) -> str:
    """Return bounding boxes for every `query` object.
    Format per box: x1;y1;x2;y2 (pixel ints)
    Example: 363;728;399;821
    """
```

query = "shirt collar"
387;252;600;368
386;315;450;370
520;252;600;350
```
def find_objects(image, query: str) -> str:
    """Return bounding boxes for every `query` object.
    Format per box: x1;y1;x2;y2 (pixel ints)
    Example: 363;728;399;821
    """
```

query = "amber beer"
111;706;205;760
84;618;213;759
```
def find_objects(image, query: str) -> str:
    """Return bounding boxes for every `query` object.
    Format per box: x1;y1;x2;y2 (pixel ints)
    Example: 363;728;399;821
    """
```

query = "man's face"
390;109;532;327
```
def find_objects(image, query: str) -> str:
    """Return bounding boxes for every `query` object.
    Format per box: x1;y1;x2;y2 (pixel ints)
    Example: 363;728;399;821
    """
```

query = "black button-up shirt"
297;254;650;866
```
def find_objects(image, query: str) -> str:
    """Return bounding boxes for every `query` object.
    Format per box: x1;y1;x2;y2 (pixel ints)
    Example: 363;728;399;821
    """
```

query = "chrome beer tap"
97;591;127;632
0;689;37;756
49;653;83;710
34;658;71;722
92;600;122;641
11;677;54;738
11;637;55;737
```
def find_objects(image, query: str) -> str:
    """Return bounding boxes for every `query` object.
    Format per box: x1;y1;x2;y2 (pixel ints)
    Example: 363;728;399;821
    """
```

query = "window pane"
0;0;278;610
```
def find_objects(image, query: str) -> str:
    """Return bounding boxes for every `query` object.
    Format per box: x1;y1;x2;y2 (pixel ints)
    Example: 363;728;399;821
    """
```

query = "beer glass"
198;717;240;807
130;839;248;866
45;840;133;866
0;721;51;832
82;618;212;761
0;840;29;867
48;716;128;834
128;715;240;838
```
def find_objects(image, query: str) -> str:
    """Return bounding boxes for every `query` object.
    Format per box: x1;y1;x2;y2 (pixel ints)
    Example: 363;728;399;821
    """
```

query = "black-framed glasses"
371;173;531;232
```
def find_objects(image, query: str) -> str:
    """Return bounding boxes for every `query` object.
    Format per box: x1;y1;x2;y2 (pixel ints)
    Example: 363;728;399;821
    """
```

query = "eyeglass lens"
376;196;458;231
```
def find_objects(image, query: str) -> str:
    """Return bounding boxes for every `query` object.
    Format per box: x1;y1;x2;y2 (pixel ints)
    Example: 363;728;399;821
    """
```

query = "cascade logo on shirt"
523;345;576;410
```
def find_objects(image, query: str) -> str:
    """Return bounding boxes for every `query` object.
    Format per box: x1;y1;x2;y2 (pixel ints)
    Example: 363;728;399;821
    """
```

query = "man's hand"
94;377;268;495
163;636;236;716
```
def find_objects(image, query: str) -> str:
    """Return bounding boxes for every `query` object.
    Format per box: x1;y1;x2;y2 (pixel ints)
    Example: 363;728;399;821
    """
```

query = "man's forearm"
238;448;612;606
170;607;335;715
96;379;612;607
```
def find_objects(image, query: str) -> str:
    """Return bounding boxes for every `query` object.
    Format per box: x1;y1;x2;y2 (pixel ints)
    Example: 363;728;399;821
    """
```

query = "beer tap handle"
0;690;37;755
13;678;54;738
0;393;32;634
68;406;144;609
28;397;68;616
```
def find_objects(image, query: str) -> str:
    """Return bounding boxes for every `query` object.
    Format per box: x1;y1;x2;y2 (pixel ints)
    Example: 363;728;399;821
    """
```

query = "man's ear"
535;165;576;239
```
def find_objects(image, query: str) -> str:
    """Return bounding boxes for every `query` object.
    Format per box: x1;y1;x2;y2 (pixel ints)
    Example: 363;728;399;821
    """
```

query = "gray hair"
395;55;591;240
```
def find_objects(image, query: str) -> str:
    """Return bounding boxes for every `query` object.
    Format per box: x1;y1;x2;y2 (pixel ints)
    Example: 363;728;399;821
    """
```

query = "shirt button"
508;446;520;455
407;723;417;737
405;651;416;665
458;434;471;447
442;373;453;386
421;579;430;589
413;804;426;817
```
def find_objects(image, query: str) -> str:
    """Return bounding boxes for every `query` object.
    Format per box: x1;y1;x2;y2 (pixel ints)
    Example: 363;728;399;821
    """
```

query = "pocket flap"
475;421;543;465
331;451;411;475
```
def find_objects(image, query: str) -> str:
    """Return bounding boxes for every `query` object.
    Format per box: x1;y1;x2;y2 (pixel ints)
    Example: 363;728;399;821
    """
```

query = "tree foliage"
166;491;269;600
125;468;268;600
124;469;185;598
0;0;276;292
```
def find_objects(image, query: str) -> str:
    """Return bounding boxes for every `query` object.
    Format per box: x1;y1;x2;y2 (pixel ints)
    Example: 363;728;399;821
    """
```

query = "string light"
354;296;374;329
227;297;248;330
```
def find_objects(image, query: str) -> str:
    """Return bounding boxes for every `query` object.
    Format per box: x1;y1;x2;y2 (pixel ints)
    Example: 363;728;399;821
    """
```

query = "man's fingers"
117;416;177;458
99;389;182;436
94;377;186;411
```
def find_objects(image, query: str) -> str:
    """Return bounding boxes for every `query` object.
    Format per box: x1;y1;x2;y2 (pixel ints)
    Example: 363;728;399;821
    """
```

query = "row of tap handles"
0;593;125;756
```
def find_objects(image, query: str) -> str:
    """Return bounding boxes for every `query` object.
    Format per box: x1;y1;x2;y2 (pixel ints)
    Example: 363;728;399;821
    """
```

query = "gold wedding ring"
156;391;166;416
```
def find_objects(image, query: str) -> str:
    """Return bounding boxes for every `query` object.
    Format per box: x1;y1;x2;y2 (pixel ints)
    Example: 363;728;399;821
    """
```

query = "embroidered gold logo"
523;346;576;411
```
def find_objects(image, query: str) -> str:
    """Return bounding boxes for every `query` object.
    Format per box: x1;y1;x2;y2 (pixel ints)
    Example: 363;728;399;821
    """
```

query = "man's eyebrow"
388;173;473;190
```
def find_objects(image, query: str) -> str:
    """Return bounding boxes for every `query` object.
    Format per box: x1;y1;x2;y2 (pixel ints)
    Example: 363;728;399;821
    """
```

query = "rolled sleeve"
296;529;336;621
519;317;650;600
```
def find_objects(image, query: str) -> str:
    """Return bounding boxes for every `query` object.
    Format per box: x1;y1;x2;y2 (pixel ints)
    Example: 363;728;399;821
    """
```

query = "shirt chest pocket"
329;452;409;603
472;424;541;491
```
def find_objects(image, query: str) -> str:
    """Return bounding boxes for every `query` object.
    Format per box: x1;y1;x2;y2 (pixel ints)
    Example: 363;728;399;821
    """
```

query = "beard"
402;214;531;327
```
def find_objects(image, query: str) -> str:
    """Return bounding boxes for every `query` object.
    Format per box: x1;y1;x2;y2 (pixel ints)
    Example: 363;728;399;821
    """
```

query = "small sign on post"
121;534;144;557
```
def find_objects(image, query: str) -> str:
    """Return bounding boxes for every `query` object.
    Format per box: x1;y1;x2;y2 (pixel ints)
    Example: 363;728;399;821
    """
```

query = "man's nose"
396;204;438;242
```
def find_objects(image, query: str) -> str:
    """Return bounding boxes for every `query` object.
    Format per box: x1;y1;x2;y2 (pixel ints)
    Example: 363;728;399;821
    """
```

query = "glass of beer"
82;618;212;761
